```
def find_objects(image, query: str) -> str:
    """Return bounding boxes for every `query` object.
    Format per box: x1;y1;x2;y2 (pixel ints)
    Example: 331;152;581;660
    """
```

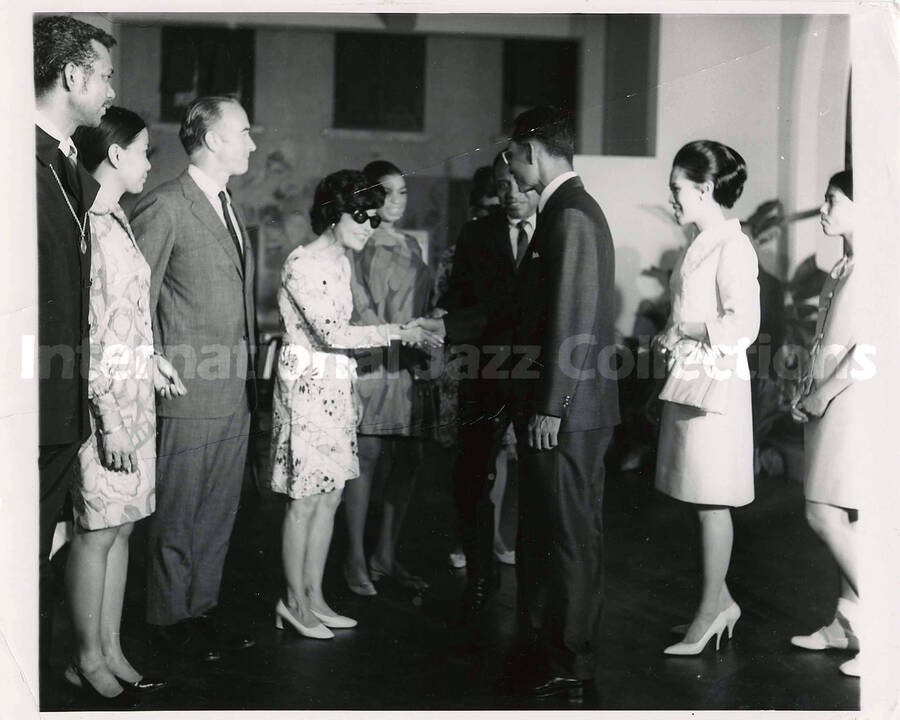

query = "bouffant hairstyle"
828;170;853;201
672;140;748;209
33;15;117;97
363;160;403;186
310;170;386;235
510;106;575;163
73;106;146;173
179;96;240;156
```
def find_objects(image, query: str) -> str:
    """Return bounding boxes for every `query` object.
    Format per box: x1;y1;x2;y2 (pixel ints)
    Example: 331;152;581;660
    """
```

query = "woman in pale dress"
788;171;861;677
653;140;759;655
67;107;184;705
269;170;441;638
342;160;433;596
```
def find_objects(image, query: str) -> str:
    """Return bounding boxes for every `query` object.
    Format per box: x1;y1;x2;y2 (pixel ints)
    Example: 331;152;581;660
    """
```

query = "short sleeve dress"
269;242;394;499
655;219;761;507
74;203;157;530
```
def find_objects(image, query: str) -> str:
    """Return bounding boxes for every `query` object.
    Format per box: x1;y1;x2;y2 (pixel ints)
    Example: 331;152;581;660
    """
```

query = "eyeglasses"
349;208;382;228
501;149;513;166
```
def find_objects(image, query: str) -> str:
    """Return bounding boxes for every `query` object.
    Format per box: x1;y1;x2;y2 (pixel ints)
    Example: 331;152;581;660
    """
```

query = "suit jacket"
36;126;100;446
441;212;521;415
512;176;620;432
130;170;257;419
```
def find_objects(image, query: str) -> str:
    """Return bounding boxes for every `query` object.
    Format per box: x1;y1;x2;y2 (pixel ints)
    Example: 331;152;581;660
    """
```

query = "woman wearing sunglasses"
268;169;441;638
343;160;434;597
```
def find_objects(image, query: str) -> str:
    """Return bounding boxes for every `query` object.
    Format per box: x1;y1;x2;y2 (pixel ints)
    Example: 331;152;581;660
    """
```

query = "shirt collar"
509;212;537;231
188;164;227;200
538;171;578;213
35;110;77;159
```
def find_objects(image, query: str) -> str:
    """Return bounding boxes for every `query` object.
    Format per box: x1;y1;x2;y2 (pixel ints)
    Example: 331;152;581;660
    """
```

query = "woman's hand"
797;390;828;419
98;427;138;473
399;322;444;350
652;323;681;358
154;354;187;399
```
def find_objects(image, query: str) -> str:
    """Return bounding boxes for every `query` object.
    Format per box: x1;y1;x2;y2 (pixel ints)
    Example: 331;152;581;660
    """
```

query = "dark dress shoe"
193;615;255;651
149;621;221;662
462;574;500;618
529;676;591;699
65;665;137;710
116;675;167;693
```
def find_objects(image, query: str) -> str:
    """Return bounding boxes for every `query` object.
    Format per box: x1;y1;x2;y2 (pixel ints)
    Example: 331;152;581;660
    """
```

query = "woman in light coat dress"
653;141;760;655
788;171;862;678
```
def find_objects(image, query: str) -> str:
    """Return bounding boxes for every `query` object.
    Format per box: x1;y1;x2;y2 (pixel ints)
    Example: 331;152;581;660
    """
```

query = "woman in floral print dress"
67;107;183;703
269;170;441;638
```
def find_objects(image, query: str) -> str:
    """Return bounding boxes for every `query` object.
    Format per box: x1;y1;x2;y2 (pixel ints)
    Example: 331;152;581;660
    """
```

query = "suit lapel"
180;171;243;277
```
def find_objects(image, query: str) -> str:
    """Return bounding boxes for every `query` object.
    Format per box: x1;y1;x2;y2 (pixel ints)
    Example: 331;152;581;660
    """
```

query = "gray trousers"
146;402;251;626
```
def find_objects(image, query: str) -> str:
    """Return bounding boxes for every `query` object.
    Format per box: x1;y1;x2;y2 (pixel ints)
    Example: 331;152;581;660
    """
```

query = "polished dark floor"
42;437;859;711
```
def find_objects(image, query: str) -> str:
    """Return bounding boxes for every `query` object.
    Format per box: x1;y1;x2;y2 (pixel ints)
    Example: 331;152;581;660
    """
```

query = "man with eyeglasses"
503;105;619;699
434;151;539;622
131;95;258;663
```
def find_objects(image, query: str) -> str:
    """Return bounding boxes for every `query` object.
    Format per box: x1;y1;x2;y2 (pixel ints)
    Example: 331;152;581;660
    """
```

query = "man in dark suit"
33;14;116;676
131;96;258;661
438;152;538;618
504;106;620;697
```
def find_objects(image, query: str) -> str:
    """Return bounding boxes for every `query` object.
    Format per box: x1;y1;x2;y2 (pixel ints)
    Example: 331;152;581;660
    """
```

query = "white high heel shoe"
671;602;741;637
664;604;740;656
274;599;334;640
311;608;358;629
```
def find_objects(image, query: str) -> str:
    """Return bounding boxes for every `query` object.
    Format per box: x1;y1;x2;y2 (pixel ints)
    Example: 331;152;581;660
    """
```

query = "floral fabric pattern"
269;244;392;499
74;204;156;530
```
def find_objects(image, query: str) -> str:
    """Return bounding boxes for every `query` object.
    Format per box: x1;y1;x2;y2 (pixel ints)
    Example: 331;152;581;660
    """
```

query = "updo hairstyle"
672;140;748;209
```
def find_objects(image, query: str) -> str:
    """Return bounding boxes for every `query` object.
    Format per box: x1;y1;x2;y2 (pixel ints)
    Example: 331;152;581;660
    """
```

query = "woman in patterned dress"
789;171;862;677
653;141;759;656
342;160;434;596
269;170;441;638
67;107;184;703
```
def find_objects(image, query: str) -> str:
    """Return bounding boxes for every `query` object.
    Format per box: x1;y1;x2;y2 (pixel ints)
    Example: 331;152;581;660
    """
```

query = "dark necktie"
514;220;530;268
218;190;244;261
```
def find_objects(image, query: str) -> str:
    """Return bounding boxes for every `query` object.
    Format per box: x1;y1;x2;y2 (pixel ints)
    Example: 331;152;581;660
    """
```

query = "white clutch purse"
658;338;732;414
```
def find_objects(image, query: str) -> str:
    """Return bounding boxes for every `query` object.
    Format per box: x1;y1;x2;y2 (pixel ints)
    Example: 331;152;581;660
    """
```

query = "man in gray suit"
132;96;257;661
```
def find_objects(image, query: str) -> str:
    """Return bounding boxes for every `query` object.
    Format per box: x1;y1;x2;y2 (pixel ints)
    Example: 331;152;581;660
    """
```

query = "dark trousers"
38;442;79;671
453;408;512;581
146;403;251;626
516;424;613;680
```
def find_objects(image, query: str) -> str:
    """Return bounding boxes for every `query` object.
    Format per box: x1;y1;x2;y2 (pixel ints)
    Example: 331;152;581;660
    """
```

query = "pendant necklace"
49;163;88;255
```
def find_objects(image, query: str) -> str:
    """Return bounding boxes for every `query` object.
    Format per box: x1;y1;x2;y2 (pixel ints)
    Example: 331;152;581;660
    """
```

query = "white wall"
577;14;849;337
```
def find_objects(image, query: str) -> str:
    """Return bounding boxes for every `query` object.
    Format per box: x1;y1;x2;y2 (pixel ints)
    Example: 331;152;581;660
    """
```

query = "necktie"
218;190;244;261
514;220;530;268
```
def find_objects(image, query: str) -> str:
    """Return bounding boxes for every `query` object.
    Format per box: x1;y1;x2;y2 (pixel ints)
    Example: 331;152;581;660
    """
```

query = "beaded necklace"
48;161;88;255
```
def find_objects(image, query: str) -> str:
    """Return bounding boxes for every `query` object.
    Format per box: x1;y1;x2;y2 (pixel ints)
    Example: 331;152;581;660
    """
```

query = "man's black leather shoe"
149;621;221;662
529;676;591;699
194;615;255;651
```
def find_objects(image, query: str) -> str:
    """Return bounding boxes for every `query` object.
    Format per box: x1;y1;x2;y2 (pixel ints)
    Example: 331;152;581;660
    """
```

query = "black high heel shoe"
64;665;137;709
116;675;167;694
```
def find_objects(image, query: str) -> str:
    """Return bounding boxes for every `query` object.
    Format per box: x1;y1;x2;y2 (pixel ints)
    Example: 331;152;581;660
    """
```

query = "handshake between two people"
398;311;447;351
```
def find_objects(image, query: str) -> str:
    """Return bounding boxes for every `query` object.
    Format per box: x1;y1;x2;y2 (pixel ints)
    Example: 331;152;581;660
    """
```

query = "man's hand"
403;316;446;338
154;353;187;400
528;413;561;451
